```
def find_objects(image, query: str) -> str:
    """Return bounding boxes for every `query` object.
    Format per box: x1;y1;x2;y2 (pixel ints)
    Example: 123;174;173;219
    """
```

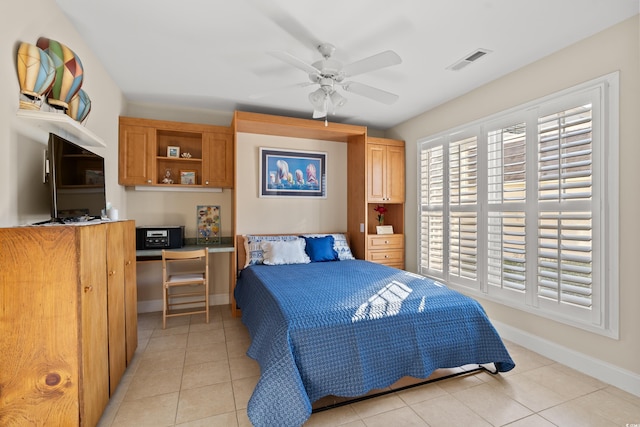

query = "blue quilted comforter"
235;260;515;426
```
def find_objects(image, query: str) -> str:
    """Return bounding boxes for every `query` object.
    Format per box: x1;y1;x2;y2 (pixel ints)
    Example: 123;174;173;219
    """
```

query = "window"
418;73;619;337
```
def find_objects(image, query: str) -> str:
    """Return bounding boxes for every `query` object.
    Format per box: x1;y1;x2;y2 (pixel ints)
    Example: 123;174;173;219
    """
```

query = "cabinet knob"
147;179;152;183
384;240;389;244
205;180;209;185
109;270;116;276
384;255;389;258
84;285;93;293
126;260;132;266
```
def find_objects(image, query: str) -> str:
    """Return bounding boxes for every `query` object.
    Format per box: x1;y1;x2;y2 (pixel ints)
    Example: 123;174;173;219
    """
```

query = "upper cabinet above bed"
367;137;405;203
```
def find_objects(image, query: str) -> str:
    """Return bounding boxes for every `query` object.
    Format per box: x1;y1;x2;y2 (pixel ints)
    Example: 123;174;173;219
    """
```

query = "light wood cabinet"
367;234;405;269
364;137;405;268
118;123;155;185
107;222;127;394
118;117;233;188
123;221;138;365
367;138;405;203
0;221;137;426
203;130;234;187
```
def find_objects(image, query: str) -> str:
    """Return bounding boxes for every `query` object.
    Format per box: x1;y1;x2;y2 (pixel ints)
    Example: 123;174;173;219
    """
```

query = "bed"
234;233;515;427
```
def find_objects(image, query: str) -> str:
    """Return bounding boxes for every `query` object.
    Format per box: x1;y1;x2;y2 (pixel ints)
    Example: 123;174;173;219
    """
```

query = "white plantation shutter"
418;73;618;337
419;143;445;277
487;123;527;297
536;105;594;312
448;136;478;284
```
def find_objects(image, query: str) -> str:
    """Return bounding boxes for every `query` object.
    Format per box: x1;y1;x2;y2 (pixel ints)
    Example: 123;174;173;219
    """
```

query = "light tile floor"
98;306;640;426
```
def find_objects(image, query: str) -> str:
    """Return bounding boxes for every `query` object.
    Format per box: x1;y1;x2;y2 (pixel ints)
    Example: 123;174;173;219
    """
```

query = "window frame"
417;72;619;338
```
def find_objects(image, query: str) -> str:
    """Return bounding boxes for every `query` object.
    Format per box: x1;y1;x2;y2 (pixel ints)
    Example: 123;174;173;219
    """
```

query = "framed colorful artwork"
180;170;197;185
197;205;220;244
259;148;326;198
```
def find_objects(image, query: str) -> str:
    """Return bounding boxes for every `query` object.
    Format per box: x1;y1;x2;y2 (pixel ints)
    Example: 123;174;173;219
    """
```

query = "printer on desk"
136;226;184;250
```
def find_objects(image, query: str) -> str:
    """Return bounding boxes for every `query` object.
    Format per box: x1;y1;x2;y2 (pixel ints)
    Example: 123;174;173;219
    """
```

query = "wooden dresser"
0;220;137;426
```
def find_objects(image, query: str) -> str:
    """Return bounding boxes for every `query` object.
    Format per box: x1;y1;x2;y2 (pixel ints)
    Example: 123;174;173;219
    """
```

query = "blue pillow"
302;235;338;262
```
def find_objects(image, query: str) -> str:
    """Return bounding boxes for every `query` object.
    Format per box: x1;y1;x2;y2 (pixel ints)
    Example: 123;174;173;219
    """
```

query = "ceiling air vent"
447;48;492;71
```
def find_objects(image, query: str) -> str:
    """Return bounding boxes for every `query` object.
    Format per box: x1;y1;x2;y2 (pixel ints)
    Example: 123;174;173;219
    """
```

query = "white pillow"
243;234;300;268
261;239;311;265
301;233;355;260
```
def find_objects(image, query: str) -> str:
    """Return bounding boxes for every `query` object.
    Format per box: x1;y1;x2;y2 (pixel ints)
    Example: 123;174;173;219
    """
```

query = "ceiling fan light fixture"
329;91;347;109
308;88;326;109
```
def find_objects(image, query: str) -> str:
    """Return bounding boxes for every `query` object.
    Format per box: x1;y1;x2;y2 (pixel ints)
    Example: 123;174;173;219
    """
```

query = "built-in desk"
135;238;235;310
136;242;235;261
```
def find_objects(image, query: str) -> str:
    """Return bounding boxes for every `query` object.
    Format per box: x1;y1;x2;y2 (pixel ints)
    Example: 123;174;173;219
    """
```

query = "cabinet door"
367;143;386;202
123;221;138;364
203;130;233;187
0;228;82;426
385;145;405;203
119;124;155;185
106;222;127;395
78;225;110;427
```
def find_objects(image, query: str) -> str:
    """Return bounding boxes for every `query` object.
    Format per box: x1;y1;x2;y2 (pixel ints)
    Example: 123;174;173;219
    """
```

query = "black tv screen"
47;133;106;222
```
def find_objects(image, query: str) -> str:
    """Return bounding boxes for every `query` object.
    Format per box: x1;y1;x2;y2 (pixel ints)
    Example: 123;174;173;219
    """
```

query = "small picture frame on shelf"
180;170;197;185
376;225;394;235
167;146;180;158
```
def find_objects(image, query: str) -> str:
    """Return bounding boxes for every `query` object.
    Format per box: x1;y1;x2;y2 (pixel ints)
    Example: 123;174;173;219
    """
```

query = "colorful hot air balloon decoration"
36;37;84;110
66;88;91;123
16;42;56;110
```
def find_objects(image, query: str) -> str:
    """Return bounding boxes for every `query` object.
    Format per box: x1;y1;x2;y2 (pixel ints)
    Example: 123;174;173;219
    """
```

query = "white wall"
388;15;640;387
236;133;348;235
0;0;126;226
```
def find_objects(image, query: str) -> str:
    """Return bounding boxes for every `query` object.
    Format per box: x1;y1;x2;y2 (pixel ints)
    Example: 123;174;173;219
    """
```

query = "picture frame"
259;147;326;198
376;225;394;235
167;146;180;158
180;170;197;185
197;205;220;244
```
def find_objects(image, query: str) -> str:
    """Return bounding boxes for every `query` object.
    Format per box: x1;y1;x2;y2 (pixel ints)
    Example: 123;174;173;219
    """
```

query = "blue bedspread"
235;260;515;426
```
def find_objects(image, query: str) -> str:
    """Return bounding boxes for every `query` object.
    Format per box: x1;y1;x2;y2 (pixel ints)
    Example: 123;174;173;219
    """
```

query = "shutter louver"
449;136;478;282
449;212;477;280
487;123;526;294
537;104;593;309
420;145;444;275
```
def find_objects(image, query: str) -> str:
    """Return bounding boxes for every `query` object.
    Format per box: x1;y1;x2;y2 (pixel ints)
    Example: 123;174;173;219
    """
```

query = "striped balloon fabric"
16;42;56;109
66;88;91;122
36;37;84;110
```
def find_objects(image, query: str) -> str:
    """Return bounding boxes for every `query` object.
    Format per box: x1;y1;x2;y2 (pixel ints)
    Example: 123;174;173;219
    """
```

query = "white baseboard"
137;293;229;314
493;320;640;398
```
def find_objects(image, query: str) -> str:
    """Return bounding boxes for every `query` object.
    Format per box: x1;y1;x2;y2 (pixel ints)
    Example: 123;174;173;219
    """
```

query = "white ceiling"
55;0;638;130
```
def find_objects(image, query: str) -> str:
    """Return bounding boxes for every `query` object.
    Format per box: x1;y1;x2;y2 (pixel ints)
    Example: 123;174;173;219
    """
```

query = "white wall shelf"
16;109;105;148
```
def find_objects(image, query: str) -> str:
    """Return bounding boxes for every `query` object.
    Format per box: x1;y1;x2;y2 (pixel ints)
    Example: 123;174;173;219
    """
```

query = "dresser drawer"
367;234;403;250
368;249;404;264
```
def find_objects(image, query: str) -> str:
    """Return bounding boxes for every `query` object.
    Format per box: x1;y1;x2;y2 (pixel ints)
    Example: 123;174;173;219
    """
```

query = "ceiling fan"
270;43;402;121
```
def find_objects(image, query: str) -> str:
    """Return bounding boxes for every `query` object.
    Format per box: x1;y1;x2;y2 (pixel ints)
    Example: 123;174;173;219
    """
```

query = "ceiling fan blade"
246;0;322;50
341;50;402;77
270;51;320;75
341;81;399;105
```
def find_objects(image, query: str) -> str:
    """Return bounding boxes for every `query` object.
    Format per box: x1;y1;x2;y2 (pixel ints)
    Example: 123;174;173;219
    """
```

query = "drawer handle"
384;255;389;258
84;285;93;293
384;240;389;244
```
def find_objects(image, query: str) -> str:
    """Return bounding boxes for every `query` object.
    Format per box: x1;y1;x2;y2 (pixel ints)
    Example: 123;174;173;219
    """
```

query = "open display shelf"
16;109;105;148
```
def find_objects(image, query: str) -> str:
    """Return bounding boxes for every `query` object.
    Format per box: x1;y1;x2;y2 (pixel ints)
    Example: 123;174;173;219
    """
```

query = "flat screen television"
47;133;106;222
